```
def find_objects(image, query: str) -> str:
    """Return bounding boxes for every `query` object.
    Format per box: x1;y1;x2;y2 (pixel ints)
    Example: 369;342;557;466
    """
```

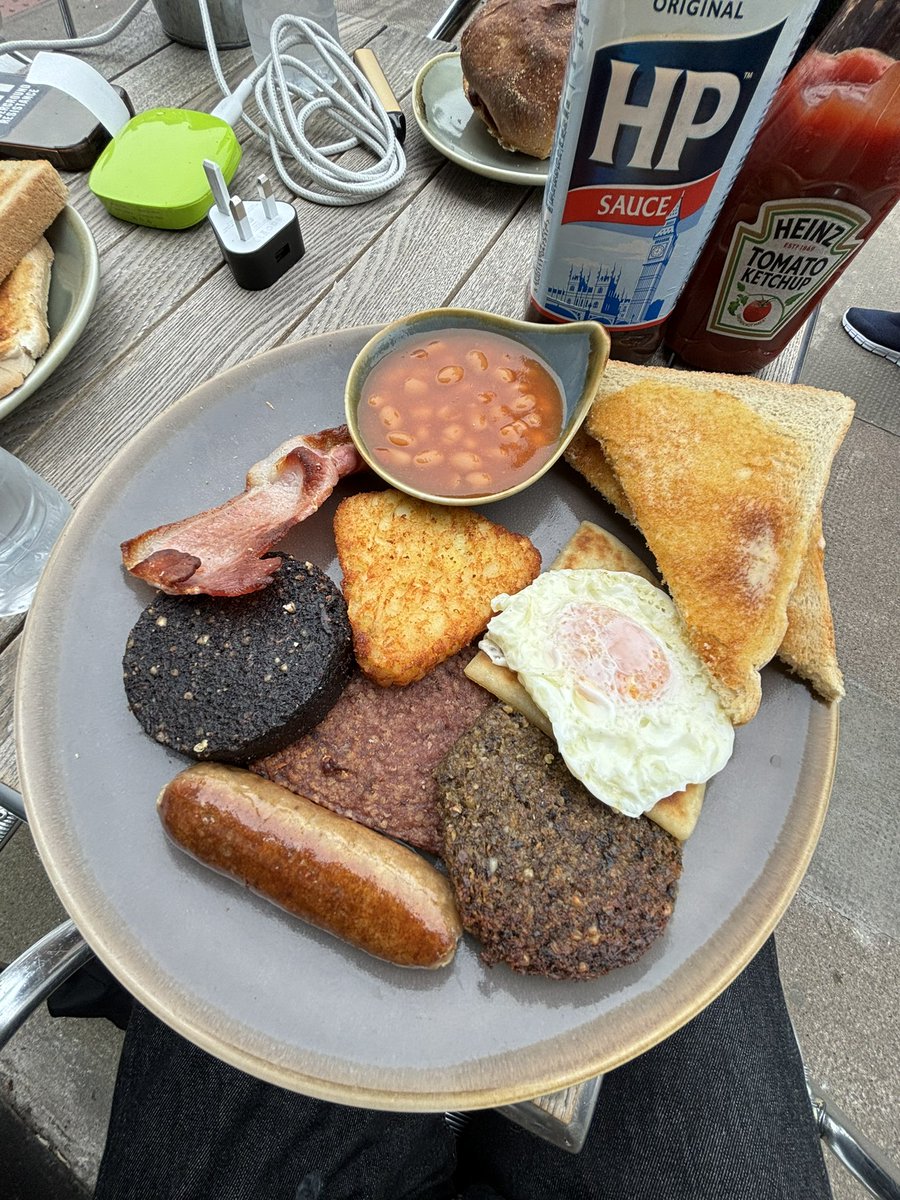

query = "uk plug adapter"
203;162;304;290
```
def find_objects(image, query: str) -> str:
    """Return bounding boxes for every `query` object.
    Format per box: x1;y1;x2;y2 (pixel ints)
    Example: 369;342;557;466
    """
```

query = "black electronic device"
0;64;133;171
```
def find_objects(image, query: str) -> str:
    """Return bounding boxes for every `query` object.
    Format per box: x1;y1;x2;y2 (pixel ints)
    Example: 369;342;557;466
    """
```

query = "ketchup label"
705;198;869;339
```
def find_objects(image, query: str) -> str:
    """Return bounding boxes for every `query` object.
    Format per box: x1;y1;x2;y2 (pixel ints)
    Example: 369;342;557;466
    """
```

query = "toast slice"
777;513;843;702
0;160;67;285
334;489;541;686
0;237;54;400
464;520;706;841
577;362;854;724
565;427;845;701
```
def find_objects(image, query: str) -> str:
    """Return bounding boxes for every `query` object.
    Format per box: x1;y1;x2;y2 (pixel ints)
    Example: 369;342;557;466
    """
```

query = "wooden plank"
285;164;530;338
449;191;543;316
72;8;172;80
339;0;452;36
60;47;260;256
62;42;269;253
61;9;386;252
0;12;395;457
0;21;441;646
499;1074;605;1151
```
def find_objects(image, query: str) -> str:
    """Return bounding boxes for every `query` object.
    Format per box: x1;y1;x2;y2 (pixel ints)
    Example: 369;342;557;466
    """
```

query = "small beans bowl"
345;308;610;506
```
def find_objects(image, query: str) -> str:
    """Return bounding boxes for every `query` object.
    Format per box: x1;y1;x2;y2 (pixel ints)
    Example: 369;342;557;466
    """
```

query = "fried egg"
480;569;734;817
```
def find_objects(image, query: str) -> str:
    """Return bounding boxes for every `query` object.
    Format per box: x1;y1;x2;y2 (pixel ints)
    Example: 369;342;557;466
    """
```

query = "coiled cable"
0;0;407;207
199;2;406;206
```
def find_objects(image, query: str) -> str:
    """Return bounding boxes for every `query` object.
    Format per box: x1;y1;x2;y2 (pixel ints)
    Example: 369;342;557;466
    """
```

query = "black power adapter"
203;160;305;290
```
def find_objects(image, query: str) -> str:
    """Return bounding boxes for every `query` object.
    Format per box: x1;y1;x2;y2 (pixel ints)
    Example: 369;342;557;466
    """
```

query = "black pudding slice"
123;559;353;763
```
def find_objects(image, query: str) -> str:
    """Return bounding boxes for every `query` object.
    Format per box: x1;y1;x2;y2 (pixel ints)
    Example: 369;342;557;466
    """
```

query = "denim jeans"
93;937;832;1200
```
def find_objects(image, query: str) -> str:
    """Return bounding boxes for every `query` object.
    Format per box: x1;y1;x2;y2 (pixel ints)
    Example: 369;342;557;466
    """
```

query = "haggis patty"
437;706;682;980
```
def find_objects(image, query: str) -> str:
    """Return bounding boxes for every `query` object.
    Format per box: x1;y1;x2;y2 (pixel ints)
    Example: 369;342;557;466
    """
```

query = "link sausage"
157;763;462;968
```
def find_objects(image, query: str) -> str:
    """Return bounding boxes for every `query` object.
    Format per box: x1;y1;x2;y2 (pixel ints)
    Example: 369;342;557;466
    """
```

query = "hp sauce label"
531;0;817;331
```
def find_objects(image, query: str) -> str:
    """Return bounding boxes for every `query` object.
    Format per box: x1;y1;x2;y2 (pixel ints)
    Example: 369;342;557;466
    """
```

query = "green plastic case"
89;108;242;230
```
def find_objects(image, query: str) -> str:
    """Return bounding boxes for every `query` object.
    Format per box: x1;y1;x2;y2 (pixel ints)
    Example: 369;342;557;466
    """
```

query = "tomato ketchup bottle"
665;0;900;373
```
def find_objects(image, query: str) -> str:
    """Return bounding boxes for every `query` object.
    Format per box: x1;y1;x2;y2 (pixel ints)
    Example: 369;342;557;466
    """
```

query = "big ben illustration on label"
541;197;684;325
625;198;681;324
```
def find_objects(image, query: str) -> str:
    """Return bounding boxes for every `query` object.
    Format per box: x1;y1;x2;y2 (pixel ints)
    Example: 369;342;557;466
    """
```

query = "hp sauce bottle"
529;0;819;361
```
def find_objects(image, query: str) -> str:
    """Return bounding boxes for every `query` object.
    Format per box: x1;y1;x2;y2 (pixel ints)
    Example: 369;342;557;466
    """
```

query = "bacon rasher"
121;426;364;596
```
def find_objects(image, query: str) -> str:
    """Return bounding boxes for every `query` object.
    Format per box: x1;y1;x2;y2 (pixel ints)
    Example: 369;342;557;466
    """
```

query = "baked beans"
358;330;564;498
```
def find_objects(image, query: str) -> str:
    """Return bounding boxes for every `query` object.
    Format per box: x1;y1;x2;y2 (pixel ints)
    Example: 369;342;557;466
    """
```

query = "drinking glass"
0;449;72;617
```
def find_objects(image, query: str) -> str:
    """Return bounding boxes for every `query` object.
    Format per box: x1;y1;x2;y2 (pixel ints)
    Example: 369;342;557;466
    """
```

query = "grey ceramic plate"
413;53;550;187
16;329;837;1110
0;206;100;422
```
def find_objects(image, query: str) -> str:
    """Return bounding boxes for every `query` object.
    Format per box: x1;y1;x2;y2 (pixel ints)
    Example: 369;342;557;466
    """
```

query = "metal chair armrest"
0;920;93;1050
0;781;26;821
0;807;20;854
810;1082;900;1200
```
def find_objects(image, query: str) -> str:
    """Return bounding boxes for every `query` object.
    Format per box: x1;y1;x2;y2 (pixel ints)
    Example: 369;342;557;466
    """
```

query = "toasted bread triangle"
0;237;54;401
565;427;844;701
0;160;67;285
577;362;853;724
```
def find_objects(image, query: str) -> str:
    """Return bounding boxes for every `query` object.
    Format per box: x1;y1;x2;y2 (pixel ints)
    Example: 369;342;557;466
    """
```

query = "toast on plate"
573;362;854;724
776;512;843;702
0;237;54;400
565;427;844;702
0;159;67;285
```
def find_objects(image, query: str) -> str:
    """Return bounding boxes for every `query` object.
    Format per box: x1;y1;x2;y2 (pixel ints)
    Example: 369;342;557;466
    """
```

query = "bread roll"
460;0;575;160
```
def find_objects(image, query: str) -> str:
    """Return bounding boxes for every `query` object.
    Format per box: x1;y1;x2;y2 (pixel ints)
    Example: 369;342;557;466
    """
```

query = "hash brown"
334;489;540;686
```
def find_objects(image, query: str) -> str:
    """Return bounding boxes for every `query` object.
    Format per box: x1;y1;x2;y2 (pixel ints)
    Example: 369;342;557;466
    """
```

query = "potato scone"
438;706;682;980
333;489;541;686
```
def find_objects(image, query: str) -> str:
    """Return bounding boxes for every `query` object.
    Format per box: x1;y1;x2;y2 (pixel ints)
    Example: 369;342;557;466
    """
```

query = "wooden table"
0;0;812;1152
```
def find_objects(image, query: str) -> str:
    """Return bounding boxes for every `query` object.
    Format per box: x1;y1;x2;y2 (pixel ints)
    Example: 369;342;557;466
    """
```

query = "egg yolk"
557;603;671;703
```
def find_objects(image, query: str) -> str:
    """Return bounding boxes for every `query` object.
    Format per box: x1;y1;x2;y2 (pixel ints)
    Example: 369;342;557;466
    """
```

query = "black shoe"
841;307;900;365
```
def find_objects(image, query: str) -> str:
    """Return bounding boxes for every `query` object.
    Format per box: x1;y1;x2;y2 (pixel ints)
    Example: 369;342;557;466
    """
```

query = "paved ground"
1;3;898;1199
1;0;123;37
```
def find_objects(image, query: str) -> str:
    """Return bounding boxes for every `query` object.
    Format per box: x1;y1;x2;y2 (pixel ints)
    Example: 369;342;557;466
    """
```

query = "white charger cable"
204;0;407;205
0;0;149;56
0;0;407;207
